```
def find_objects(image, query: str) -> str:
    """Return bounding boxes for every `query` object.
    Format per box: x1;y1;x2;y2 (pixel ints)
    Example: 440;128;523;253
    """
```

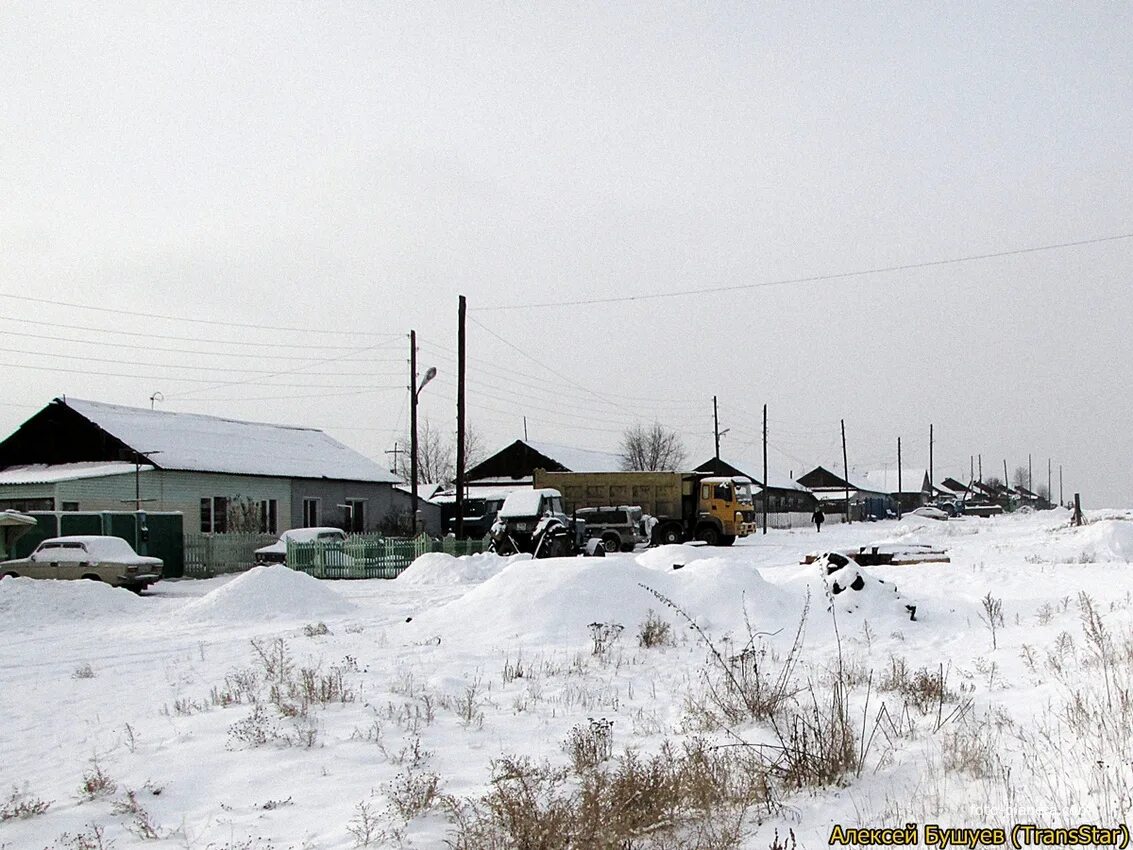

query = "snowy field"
3;508;1133;849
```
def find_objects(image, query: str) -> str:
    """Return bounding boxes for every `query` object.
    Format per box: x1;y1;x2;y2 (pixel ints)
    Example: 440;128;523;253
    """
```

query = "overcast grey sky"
2;2;1130;504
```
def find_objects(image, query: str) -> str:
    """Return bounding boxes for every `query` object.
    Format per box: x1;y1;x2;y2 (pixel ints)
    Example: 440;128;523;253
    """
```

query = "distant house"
464;440;623;487
795;465;892;521
861;468;931;514
0;397;428;534
693;457;817;528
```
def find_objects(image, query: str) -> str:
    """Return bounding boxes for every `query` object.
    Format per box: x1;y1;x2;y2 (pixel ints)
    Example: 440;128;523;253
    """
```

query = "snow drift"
398;551;530;585
176;565;355;623
0;576;145;628
405;554;798;646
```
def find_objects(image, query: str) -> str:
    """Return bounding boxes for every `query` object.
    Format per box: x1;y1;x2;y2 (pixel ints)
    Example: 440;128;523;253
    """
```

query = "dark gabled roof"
466;439;622;481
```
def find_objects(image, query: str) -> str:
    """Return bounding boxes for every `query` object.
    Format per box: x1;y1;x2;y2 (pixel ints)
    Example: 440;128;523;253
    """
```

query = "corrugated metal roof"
62;398;400;483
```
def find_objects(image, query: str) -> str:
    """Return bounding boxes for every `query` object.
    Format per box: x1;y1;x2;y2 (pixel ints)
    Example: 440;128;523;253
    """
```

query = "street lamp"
409;329;437;535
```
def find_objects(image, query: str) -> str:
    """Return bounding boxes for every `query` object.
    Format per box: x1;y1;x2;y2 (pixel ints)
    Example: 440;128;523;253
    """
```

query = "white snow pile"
176;565;355;623
398;551;531;585
812;552;917;621
0;576;145;628
1039;519;1133;564
406;554;799;646
634;543;721;571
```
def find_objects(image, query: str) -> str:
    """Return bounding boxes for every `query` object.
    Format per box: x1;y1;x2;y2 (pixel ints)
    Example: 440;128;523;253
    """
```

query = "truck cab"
694;477;757;545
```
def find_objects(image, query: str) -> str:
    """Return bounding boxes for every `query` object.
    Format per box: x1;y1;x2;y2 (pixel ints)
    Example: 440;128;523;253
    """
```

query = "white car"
0;536;163;592
254;527;348;566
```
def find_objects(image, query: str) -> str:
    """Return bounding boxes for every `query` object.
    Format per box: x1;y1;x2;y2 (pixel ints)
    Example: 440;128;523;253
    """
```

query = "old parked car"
254;527;348;566
0;536;163;592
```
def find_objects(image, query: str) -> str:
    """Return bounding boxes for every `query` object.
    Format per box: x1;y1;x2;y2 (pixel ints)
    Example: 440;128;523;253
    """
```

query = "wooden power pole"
841;419;850;523
409;330;419;525
713;395;720;461
762;403;768;535
897;436;903;520
455;296;467;538
929;424;934;488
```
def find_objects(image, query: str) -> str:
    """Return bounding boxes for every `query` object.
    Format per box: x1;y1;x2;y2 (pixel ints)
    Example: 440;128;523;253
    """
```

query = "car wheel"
1;571;17;579
658;525;683;545
601;533;621;554
698;525;720;546
81;574;102;582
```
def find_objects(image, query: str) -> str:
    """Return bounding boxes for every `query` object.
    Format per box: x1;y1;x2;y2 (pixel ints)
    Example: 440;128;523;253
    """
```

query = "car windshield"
734;481;753;504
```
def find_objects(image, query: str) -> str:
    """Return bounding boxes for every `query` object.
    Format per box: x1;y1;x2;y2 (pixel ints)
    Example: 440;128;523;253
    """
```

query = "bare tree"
619;421;687;471
1011;466;1030;489
394;418;486;486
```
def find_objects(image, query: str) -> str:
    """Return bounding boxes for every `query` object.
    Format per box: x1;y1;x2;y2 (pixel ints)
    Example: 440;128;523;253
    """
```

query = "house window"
258;499;278;535
61;501;80;512
200;496;230;533
303;498;319;527
344;499;365;533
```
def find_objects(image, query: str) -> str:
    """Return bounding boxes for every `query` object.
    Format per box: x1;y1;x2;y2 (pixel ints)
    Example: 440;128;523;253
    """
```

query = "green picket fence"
286;534;491;579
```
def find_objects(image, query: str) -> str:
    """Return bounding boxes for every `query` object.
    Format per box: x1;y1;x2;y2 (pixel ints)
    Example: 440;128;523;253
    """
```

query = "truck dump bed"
532;470;695;518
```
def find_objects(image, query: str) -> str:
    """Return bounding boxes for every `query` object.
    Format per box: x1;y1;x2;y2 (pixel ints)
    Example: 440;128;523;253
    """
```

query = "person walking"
812;506;825;532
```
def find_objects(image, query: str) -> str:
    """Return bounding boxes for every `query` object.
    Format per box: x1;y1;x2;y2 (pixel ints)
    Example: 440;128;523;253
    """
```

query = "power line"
0;344;405;377
474;231;1133;311
0;359;405;388
0;314;403;351
0;292;404;336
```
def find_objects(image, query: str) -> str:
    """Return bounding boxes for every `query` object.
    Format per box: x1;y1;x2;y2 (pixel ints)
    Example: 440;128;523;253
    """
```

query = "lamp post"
409;329;437;535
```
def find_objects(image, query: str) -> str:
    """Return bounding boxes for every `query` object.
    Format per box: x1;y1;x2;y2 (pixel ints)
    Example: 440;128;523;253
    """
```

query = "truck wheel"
719;534;736;546
601;533;621;554
697;525;720;546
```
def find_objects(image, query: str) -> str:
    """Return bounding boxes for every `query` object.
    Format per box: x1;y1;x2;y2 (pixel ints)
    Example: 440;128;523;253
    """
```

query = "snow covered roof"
523;441;623;473
61;398;399;484
861;468;930;494
0;462;150;485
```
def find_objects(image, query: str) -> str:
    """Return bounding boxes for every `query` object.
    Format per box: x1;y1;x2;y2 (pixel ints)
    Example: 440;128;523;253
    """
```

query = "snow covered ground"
3;508;1133;848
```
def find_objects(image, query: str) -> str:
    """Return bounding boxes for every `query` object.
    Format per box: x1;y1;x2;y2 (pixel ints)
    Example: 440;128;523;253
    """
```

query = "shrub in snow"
0;785;51;821
563;718;614;772
637;609;674;648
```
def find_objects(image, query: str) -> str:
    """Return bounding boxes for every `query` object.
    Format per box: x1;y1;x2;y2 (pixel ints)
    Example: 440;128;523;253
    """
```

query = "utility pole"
970;455;974;482
1059;465;1064;506
841;419;850;523
762;403;768;535
1047;458;1052;507
713;395;720;461
523;416;528;441
929;424;934;488
1028;453;1033;493
897;436;903;520
410;330;419;524
1003;459;1009;496
455;295;467;539
978;454;983;482
384;442;404;474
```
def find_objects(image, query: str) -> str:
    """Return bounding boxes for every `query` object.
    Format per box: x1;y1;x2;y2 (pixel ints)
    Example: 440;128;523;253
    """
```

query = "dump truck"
532;470;757;546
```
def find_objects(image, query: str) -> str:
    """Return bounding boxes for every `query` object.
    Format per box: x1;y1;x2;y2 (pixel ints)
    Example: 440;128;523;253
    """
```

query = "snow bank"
0;576;145;628
176;565;355;623
634;544;720;571
1040;520;1133;564
407;554;799;646
398;551;530;585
